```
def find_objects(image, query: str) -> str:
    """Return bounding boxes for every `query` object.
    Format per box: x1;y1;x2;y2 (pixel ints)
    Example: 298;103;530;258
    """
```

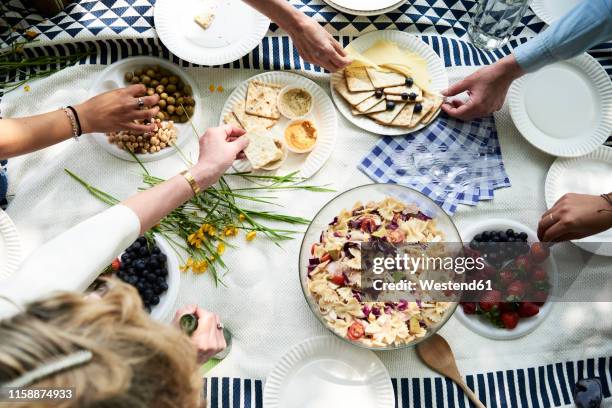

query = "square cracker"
334;79;374;106
409;99;434;127
244;131;283;169
244;80;281;119
223;111;243;129
363;99;386;114
355;95;384;113
233;100;278;131
366;67;406;88
420;94;444;125
391;103;416;127
386;94;424;103
368;102;406;125
345;67;375;92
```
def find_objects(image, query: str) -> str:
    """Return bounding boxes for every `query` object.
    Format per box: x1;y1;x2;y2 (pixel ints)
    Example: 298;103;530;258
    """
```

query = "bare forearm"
0;110;73;159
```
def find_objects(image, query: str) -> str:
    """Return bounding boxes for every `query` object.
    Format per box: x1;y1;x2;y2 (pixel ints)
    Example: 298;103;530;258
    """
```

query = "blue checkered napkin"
358;114;511;215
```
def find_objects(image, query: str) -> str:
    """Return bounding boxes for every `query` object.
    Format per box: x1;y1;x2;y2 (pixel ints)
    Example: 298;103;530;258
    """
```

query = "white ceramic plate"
545;146;612;256
509;53;612;158
455;219;556;340
0;210;21;282
531;0;584;24
264;336;394;408
330;30;448;136
220;72;337;179
154;0;269;66
322;0;406;16
89;57;204;162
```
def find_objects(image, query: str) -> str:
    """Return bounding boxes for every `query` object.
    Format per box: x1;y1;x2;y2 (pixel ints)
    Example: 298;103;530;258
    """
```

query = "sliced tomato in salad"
347;322;365;340
329;274;345;286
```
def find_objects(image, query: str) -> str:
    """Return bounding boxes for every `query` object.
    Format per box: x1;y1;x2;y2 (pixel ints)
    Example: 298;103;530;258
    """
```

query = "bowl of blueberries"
112;235;180;322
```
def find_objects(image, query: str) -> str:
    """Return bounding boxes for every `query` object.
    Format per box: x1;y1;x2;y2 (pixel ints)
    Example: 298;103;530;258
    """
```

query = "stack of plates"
322;0;407;16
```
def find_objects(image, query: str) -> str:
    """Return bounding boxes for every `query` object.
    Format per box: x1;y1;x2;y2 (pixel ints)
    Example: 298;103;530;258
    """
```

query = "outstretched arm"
242;0;351;72
0;85;159;160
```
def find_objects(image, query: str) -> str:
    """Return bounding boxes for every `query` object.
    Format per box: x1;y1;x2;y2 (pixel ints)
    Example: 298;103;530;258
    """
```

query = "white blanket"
2;65;610;382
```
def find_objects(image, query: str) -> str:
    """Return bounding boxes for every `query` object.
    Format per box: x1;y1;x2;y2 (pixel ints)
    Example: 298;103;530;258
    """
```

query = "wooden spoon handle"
457;380;487;408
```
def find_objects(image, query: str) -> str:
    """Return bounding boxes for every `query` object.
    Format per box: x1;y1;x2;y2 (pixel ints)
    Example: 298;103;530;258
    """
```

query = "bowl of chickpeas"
89;57;203;162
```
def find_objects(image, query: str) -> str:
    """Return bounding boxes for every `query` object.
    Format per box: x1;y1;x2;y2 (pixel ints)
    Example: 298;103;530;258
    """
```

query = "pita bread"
243;130;284;169
223;111;243;129
232;101;277;131
409;99;434;127
366;67;406;88
355;95;385;113
244;80;281;119
368;102;406;125
390;103;416;127
386;94;424;103
420;94;444;125
334;80;375;106
345;67;375;92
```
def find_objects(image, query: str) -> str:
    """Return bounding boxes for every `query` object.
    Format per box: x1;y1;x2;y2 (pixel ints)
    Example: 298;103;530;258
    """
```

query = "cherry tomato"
347;322;365;340
329;274;345;286
111;258;121;271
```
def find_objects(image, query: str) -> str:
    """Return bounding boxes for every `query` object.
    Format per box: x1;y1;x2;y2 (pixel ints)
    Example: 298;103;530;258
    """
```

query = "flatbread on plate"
243;130;283;169
368;102;406;125
244;80;282;119
391;103;416;127
334;79;375;106
232;101;278;131
366;67;406;88
345;67;375;92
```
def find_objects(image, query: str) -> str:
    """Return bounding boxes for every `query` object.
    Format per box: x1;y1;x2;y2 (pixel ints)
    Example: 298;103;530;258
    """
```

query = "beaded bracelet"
62;107;81;141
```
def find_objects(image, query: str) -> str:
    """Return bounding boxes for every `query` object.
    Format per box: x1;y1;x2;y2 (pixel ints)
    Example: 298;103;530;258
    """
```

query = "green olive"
167;105;176;114
177;82;185;91
180;115;188;123
176;106;185;116
185;106;195;116
156;111;165;120
158;100;167;109
153;65;161;72
156;85;165;94
125;72;134;82
146;69;155;77
146;88;155;96
167;96;176;105
169;75;179;85
134;68;143;76
176;97;184;106
160;92;168;100
183;85;193;96
150;80;159;88
141;75;151;84
166;84;177;93
160;77;169;86
130;76;140;84
171;115;180;122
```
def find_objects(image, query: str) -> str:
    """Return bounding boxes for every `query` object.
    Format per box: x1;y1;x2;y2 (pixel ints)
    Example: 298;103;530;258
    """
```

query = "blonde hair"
0;279;201;407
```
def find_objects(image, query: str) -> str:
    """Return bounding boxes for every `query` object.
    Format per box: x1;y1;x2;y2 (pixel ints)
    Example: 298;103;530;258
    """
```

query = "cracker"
365;67;406;88
390;103;416;127
368;102;406;125
233;101;277;131
244;80;281;119
243;131;283;169
223;111;243;129
420;94;444;125
386;94;424;103
345;67;375;92
334;79;375;106
384;84;423;97
363;99;386;114
355;95;385;113
409;99;434;127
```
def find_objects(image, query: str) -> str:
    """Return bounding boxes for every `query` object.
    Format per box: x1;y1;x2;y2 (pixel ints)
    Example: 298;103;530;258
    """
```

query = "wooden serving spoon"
416;334;487;408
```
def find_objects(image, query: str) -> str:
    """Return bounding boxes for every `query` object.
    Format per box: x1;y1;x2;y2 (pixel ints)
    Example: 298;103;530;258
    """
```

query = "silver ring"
137;97;144;108
216;322;224;331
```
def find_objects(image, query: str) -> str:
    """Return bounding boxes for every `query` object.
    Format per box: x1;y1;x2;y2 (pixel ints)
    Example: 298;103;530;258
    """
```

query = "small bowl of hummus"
284;119;318;154
277;86;313;119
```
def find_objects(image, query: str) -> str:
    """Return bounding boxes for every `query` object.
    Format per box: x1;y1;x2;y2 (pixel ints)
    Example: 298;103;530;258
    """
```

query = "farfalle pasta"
306;197;454;348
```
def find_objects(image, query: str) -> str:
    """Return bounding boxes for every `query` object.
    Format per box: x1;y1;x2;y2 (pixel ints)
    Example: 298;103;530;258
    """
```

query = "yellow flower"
193;260;208;274
24;85;30;92
207;227;217;237
180;257;195;272
208;255;215;261
223;226;235;236
217;242;225;255
246;231;257;241
238;214;246;222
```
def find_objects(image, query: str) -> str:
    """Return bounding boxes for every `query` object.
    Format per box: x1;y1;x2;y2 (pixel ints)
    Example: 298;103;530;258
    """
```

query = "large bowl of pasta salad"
300;184;461;350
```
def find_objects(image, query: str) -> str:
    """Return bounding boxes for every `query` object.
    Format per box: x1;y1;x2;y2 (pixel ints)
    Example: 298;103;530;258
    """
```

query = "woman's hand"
173;305;227;364
287;17;351;72
538;193;612;242
190;124;249;189
441;55;524;121
74;84;160;134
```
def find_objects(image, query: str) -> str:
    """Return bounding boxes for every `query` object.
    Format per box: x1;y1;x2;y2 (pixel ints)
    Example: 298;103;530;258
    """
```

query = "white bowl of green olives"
89;56;203;162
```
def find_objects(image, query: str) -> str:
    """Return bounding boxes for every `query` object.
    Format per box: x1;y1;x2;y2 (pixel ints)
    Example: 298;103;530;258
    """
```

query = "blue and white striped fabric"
205;355;612;408
358;115;511;215
0;160;8;209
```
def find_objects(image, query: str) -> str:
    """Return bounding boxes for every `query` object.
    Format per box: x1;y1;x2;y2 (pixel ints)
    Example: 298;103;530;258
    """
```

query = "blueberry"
151;295;160;306
499;232;508;242
507;236;515;243
134;260;146;271
474;234;482;242
405;77;414;87
160;282;168;291
144;288;154;299
481;231;491;241
137;236;147;246
146;273;157;283
121;253;131;263
414;103;423;113
148;259;159;269
401;92;409;100
131;241;141;251
159;253;167;263
152;246;161;255
375;89;384;99
127;267;136;275
139;246;149;258
128;276;138;285
153;286;163;295
506;229;515;238
157;276;166;285
518;232;528;241
409;92;417;101
386;100;396;111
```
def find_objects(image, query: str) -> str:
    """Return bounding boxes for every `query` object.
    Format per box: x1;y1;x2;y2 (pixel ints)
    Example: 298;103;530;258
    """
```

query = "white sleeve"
0;205;141;314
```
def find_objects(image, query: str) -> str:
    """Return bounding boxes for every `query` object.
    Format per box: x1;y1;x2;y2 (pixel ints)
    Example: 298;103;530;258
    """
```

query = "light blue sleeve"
514;0;612;72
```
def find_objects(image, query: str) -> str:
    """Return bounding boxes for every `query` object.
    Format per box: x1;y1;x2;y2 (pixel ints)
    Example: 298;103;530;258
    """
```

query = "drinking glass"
468;0;531;50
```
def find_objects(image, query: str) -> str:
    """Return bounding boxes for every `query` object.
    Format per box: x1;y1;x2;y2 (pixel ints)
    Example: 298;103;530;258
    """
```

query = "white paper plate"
89;57;204;162
322;0;406;16
545;146;612;256
455;219;556;340
0;210;21;282
330;30;448;136
531;0;584;24
264;336;394;408
154;0;269;66
509;53;612;158
220;72;337;179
